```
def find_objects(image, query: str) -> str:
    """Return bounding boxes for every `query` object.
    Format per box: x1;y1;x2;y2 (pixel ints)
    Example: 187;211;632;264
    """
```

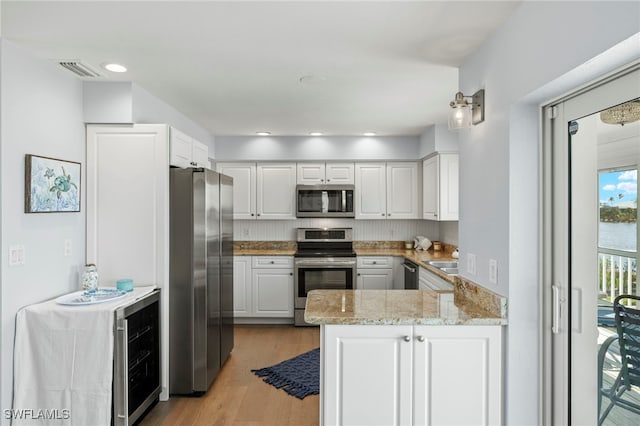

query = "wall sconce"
448;89;485;130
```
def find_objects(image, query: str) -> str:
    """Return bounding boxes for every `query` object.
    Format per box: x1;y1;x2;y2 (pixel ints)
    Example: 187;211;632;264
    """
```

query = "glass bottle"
81;264;99;291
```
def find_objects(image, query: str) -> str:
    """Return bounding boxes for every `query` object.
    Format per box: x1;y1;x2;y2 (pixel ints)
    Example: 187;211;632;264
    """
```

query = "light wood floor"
140;325;321;426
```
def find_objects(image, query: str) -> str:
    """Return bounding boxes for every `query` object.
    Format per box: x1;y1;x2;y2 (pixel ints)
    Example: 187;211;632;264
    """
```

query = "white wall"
214;135;420;161
418;123;458;159
83;81;215;149
457;1;640;424
0;40;86;419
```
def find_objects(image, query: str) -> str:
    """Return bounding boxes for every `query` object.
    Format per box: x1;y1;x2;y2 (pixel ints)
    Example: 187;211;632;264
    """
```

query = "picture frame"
25;154;81;213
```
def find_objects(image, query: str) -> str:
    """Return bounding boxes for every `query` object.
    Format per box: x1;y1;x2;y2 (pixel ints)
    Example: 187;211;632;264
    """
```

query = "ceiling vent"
57;61;101;78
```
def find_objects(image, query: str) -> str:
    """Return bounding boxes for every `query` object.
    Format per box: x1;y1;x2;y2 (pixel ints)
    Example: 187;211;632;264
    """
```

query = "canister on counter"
432;241;442;251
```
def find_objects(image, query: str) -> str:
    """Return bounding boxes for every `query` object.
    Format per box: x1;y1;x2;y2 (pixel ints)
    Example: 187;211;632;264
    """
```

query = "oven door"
294;258;356;309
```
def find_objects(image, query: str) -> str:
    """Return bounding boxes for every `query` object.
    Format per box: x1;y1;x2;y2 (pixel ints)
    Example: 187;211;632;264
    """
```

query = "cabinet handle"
321;179;324;182
257;213;261;217
381;213;385;216
327;179;330;182
357;273;361;276
416;336;425;342
270;261;275;264
403;336;411;342
251;213;255;217
289;272;293;276
387;214;391;217
372;261;377;265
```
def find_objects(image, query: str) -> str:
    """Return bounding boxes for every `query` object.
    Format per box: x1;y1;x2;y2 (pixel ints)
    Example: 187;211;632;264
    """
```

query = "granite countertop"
354;248;458;282
232;241;458;282
304;289;506;326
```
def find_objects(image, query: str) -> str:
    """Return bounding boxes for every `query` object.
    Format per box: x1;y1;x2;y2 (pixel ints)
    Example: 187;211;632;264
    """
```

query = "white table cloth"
12;286;156;426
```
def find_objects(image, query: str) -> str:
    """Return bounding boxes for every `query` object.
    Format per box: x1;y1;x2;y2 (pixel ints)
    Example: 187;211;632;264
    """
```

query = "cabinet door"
386;162;419;219
355;163;387;219
325;163;355;184
233;256;252;317
169;127;193;168
356;269;393;290
252;268;294;317
438;153;459;221
86;124;169;288
297;163;326;184
413;325;502;426
256;163;297;219
191;139;209;168
217;163;256;220
323;325;413;426
422;156;438;220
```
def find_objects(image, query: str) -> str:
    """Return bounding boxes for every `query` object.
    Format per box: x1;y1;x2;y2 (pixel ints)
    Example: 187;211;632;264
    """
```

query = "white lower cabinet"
233;256;252;316
418;266;454;291
356;256;394;290
233;256;294;320
252;267;294;317
322;324;503;426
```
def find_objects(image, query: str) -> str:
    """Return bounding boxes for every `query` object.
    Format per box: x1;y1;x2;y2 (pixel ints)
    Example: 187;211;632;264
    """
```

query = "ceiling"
1;1;521;136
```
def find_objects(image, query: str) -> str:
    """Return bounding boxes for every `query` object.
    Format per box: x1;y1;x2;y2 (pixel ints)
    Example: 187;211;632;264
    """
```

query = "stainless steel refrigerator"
169;168;234;395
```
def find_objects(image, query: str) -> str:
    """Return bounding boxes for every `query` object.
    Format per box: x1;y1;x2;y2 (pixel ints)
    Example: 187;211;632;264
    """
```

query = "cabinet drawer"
252;256;294;268
419;267;454;291
357;256;393;268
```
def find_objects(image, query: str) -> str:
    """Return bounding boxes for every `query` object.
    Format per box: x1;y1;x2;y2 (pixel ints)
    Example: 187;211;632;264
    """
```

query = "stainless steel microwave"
296;185;355;218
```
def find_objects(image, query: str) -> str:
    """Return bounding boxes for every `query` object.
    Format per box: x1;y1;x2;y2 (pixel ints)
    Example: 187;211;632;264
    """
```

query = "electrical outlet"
467;253;476;275
64;239;72;257
242;228;250;237
489;259;497;283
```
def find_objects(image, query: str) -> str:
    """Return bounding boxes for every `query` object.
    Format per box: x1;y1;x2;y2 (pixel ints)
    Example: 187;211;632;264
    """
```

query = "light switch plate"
467;253;476;275
489;259;497;283
64;239;72;256
9;245;25;266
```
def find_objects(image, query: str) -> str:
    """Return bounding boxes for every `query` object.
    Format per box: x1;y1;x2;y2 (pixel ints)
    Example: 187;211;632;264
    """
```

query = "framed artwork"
25;154;81;213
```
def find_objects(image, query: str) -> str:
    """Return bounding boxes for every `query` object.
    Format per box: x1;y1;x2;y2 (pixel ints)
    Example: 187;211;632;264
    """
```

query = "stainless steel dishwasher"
403;260;418;289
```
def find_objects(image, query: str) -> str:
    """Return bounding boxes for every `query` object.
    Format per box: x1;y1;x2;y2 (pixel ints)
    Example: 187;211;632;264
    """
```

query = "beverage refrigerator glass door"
296;185;354;218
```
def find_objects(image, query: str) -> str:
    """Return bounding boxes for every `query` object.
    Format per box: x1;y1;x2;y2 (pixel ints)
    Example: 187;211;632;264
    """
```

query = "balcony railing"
599;249;638;307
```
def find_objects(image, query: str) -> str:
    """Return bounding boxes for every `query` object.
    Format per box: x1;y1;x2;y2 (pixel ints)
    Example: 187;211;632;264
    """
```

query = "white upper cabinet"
216;162;296;220
297;162;354;185
169;127;209;168
355;162;419;219
256;163;297;220
355;163;387;219
216;162;257;220
423;153;459;221
325;163;355;184
386;162;419;219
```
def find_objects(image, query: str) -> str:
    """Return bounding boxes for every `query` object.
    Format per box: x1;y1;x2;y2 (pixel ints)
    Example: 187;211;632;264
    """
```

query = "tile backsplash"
233;218;455;244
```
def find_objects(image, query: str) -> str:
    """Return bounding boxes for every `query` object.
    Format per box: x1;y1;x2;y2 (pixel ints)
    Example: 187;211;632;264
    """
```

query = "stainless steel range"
294;228;356;326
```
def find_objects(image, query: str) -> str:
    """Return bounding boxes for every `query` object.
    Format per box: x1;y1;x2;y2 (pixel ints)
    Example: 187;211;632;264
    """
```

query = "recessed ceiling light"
363;132;377;136
256;131;271;136
309;132;323;136
103;63;127;73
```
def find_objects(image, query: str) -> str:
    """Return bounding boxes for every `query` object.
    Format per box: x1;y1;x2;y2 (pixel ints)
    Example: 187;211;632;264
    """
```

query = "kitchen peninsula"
306;286;506;426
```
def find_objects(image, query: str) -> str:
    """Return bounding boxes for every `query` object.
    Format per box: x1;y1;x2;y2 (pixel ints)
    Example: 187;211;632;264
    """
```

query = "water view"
599;222;637;252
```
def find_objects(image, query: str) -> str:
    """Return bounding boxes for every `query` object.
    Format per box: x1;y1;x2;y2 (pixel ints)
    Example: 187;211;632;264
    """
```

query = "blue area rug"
252;347;320;399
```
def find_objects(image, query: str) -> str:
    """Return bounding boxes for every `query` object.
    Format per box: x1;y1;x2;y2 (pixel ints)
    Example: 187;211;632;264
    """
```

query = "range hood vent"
58;61;101;78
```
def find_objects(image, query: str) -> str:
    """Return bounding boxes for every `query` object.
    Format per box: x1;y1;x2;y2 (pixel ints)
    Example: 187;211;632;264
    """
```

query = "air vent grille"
58;61;101;78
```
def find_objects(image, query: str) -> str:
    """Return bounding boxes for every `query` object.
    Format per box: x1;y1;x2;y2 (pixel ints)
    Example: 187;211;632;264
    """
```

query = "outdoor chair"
598;294;640;425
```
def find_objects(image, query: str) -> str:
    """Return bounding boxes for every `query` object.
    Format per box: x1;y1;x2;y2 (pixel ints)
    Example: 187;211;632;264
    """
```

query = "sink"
428;261;458;269
440;267;459;275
